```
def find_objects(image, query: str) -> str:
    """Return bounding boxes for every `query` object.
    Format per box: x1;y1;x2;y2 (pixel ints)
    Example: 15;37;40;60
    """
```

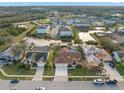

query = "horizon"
0;2;124;6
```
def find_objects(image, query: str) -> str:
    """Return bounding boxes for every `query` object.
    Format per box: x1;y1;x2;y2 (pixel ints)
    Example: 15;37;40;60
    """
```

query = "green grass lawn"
2;64;36;75
68;65;96;76
43;64;55;81
38;19;51;24
0;72;33;80
0;44;10;52
68;65;98;81
116;64;124;76
0;23;36;52
13;23;36;43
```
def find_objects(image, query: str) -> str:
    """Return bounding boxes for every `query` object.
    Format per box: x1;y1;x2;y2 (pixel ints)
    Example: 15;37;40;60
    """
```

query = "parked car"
109;62;115;68
106;79;118;84
10;79;19;84
35;86;45;90
93;79;105;85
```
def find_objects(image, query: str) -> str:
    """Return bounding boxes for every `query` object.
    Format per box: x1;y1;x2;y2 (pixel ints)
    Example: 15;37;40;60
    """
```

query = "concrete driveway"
32;63;45;81
54;64;68;81
103;63;123;81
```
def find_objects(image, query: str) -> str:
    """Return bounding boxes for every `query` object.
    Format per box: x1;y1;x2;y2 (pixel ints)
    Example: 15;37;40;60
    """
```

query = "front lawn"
2;64;36;75
68;65;96;76
116;64;124;76
42;64;55;81
68;65;99;81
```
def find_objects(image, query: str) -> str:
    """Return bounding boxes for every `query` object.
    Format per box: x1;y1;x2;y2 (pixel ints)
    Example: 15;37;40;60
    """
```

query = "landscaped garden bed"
42;64;55;81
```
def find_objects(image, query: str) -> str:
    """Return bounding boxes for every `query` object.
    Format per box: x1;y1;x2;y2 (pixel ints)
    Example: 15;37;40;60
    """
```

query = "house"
17;24;28;29
89;30;112;37
118;27;124;34
89;30;105;37
95;27;105;30
58;27;72;37
104;20;117;25
0;53;14;64
36;25;50;34
91;21;104;26
55;46;82;65
25;46;49;66
83;44;112;67
112;51;124;63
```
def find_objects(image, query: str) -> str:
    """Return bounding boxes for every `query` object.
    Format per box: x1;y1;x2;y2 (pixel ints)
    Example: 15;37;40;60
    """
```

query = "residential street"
0;80;124;90
103;63;123;81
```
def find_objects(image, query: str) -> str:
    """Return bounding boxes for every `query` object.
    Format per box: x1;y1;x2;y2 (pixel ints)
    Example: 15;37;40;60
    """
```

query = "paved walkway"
103;63;124;81
54;64;68;81
32;65;44;81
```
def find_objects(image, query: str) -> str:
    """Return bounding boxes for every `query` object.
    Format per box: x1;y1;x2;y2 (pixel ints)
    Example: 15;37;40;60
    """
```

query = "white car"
35;86;45;90
93;79;105;85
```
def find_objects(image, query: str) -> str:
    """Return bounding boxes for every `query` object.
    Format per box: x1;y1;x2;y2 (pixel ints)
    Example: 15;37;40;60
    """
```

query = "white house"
17;24;28;29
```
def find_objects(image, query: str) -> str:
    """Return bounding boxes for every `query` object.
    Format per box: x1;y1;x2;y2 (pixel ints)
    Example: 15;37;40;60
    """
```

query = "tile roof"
55;47;82;63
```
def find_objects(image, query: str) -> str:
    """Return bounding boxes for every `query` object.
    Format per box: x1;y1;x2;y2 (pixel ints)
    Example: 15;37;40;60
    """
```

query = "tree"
99;37;120;52
121;57;124;64
85;40;98;45
11;42;26;57
0;36;5;45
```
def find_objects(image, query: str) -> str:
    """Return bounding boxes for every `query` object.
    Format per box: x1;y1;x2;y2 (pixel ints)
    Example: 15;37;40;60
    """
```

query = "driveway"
54;64;68;81
103;63;124;81
32;63;45;81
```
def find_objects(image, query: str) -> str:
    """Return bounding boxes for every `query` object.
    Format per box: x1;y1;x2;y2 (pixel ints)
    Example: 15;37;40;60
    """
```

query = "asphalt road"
0;80;124;90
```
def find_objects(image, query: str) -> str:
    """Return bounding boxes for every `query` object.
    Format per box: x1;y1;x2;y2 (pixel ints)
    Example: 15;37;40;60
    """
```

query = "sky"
0;2;124;6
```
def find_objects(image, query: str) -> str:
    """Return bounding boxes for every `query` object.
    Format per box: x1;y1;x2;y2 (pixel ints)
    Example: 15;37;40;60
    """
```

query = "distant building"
58;27;72;37
17;24;28;29
119;27;124;34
